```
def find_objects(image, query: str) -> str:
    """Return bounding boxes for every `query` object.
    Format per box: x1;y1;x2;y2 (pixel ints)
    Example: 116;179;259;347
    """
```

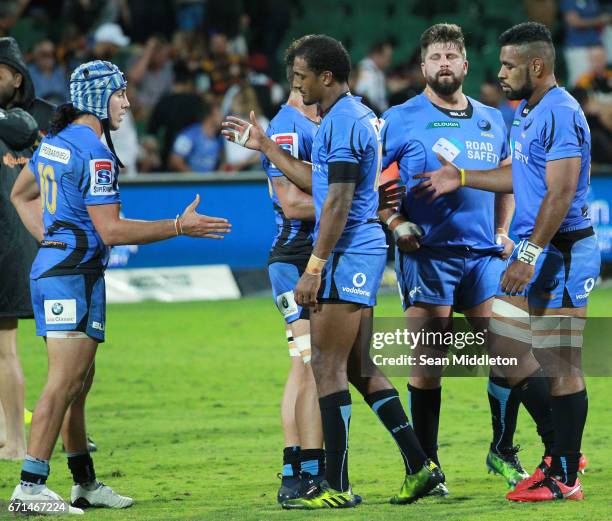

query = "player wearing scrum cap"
9;60;231;514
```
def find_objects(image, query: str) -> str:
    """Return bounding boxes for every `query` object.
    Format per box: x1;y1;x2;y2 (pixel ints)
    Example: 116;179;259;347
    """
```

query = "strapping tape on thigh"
488;317;532;344
531;315;585;348
492;298;529;319
47;331;89;339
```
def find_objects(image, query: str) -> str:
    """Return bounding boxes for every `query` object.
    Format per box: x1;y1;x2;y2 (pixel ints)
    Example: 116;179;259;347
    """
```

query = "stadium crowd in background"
0;0;608;175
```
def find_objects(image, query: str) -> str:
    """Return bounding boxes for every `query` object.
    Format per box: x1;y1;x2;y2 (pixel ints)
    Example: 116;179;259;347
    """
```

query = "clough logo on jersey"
512;140;529;165
90;159;116;196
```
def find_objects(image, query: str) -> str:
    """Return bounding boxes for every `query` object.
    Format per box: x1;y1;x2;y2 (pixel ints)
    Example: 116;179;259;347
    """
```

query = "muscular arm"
494;157;515;231
88;194;231;246
312;181;354;260
529;157;581;246
88;203;178;245
464;162;514;193
271;176;314;221
261;138;313;193
10;165;43;242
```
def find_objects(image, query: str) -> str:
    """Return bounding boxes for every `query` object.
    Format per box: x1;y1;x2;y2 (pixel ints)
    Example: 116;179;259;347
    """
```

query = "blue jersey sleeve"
172;130;194;159
540;107;584;162
381;109;426;185
263;122;302;179
83;144;121;205
381;108;408;168
325;114;367;165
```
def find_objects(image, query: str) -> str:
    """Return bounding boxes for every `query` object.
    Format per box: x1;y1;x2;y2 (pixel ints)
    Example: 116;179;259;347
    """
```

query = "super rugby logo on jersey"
89;159;116;196
271;133;298;169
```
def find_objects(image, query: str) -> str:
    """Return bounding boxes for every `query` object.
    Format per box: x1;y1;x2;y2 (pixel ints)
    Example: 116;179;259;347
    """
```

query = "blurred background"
3;0;610;299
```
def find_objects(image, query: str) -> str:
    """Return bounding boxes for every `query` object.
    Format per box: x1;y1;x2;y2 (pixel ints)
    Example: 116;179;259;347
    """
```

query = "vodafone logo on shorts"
342;272;371;297
352;273;367;288
44;299;77;324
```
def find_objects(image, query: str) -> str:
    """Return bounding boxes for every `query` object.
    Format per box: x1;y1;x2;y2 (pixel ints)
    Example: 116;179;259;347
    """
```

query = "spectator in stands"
169;100;225;173
479;79;516;134
138;135;162;172
148;59;206;169
571;86;612;164
0;0;30;37
127;35;174;121
575;45;612;100
27;40;67;105
224;84;268;171
561;0;611;86
175;0;206;34
200;31;246;97
92;22;130;62
355;40;393;114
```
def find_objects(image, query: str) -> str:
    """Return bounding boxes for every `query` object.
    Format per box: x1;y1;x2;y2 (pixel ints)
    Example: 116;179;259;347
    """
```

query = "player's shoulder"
468;96;506;128
539;88;585;125
269;104;316;134
177;122;200;138
468;96;503;118
382;94;426;124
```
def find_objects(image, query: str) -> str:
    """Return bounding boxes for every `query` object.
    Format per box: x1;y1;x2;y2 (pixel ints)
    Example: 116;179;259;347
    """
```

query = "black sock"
282;446;300;479
319;390;351;492
67;453;96;485
407;385;441;468
299;448;325;477
488;376;520;453
549;390;588;486
512;368;554;456
366;389;427;474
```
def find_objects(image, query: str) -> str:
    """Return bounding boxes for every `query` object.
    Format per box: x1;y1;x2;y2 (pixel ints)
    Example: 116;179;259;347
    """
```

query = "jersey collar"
520;85;558;117
429;97;473;119
319;91;351;118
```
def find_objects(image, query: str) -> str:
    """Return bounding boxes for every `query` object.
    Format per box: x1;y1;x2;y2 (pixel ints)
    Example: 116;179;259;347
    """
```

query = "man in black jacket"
0;37;54;460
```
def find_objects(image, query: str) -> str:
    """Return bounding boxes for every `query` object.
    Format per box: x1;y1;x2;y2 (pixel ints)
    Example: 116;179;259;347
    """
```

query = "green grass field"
1;289;611;520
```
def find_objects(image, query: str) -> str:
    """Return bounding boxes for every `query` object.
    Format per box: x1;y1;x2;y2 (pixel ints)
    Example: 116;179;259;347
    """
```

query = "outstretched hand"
411;154;462;202
378;178;406;211
180;194;232;239
221;111;268;151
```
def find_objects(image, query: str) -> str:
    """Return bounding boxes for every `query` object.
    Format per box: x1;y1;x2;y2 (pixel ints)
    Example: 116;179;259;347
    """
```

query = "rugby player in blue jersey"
224;34;442;509
378;23;527;492
262;60;325;502
9;60;231;514
414;22;599;502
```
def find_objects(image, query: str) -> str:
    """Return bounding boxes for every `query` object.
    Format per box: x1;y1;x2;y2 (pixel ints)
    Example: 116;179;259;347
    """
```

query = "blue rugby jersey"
311;94;387;254
509;87;591;239
29;124;120;279
262;104;318;263
382;93;509;252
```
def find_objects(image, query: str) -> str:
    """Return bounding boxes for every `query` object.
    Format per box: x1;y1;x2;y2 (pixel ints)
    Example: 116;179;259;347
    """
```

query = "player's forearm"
284;199;315;221
261;138;312;193
529;190;574;247
311;193;351;260
465;163;513;193
12;197;44;242
101;218;179;246
494;193;515;232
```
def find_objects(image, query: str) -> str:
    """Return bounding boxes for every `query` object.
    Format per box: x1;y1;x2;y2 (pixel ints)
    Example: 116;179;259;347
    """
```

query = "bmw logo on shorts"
353;273;367;288
51;302;64;315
